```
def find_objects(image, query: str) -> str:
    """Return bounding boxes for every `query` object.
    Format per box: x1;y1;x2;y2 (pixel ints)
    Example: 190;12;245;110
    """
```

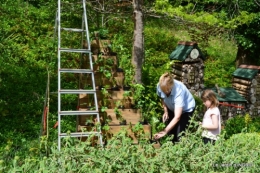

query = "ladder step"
61;28;85;32
59;69;93;73
59;89;96;94
59;110;99;115
59;48;91;53
59;132;101;137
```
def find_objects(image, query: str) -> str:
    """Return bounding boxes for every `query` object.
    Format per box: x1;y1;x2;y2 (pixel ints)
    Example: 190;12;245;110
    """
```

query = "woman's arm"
154;107;182;140
202;114;219;130
162;100;167;112
162;100;168;123
164;107;182;133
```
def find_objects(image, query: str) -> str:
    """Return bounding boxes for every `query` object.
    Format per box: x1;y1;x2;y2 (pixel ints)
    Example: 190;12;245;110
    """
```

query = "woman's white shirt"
156;80;195;113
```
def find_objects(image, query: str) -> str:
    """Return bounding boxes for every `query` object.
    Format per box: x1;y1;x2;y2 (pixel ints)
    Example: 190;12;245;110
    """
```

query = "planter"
122;99;134;109
139;119;149;125
119;119;127;125
117;68;124;72
123;86;131;91
110;85;120;91
101;98;115;108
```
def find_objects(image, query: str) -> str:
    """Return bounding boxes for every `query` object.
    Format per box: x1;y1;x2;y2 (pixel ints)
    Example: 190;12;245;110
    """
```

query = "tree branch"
254;0;260;7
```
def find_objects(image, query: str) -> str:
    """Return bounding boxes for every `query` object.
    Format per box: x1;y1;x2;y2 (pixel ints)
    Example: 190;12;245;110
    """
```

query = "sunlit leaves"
154;0;257;29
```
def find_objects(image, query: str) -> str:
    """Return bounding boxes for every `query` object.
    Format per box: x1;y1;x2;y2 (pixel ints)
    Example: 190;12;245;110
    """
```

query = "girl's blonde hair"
201;89;219;107
159;72;174;93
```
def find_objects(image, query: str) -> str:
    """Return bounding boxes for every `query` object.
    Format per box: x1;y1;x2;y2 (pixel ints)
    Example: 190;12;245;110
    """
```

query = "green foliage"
0;0;68;147
223;115;246;139
144;26;179;67
223;114;260;139
97;28;109;39
0;0;55;145
109;22;134;86
114;101;124;123
131;84;145;108
193;94;204;120
203;36;237;87
2;123;260;172
154;0;259;64
1;1;259;171
154;0;257;28
247;117;260;133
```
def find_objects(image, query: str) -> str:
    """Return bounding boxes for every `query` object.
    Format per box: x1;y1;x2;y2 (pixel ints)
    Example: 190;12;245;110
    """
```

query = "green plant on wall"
123;90;132;99
132;84;145;109
123;68;134;87
130;122;145;140
101;88;111;107
114;101;126;125
122;90;132;108
97;28;109;39
95;55;115;88
96;58;112;78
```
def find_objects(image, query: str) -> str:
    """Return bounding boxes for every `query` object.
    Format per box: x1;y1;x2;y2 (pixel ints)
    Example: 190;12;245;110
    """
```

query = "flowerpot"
98;85;105;90
123;86;131;91
111;85;120;91
117;68;124;72
109;52;117;56
119;119;127;125
139;119;149;125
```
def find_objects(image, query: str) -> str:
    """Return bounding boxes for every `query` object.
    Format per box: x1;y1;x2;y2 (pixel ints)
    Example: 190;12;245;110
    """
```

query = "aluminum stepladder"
56;0;103;150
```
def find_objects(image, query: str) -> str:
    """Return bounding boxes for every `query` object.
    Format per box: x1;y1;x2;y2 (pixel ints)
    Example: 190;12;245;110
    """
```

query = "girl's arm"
202;114;219;130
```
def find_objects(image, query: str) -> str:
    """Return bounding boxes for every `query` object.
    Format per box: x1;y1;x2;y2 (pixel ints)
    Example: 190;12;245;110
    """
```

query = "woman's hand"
162;112;168;123
154;130;167;140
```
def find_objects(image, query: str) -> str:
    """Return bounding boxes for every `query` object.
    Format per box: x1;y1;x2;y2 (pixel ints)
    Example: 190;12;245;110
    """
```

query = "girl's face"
203;99;212;108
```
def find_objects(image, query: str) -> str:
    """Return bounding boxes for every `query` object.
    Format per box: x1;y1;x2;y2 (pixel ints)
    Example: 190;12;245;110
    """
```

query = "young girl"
200;89;221;144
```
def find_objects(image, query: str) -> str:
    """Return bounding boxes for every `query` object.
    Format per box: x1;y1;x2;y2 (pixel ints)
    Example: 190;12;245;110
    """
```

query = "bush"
223;114;260;139
2;120;260;173
223;115;246;139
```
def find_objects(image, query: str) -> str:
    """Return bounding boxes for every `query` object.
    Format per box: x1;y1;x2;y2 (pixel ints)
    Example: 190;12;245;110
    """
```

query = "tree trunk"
132;0;144;84
235;45;252;68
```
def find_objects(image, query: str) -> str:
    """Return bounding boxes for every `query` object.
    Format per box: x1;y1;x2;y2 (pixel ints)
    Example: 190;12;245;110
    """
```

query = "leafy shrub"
193;94;204;120
223;115;246;139
223;114;260;139
248;117;260;133
2;120;260;173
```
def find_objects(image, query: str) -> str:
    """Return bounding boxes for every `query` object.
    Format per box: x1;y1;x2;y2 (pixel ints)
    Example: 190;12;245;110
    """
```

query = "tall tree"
132;0;144;84
232;1;260;66
153;0;259;64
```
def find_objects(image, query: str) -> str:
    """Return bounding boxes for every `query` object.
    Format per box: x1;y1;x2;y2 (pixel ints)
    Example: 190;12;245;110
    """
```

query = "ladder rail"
59;111;99;115
57;0;61;151
59;132;102;138
82;0;103;146
56;0;103;150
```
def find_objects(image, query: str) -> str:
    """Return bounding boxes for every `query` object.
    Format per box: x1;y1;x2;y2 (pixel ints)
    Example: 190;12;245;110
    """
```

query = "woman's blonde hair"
201;89;219;107
159;72;174;93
